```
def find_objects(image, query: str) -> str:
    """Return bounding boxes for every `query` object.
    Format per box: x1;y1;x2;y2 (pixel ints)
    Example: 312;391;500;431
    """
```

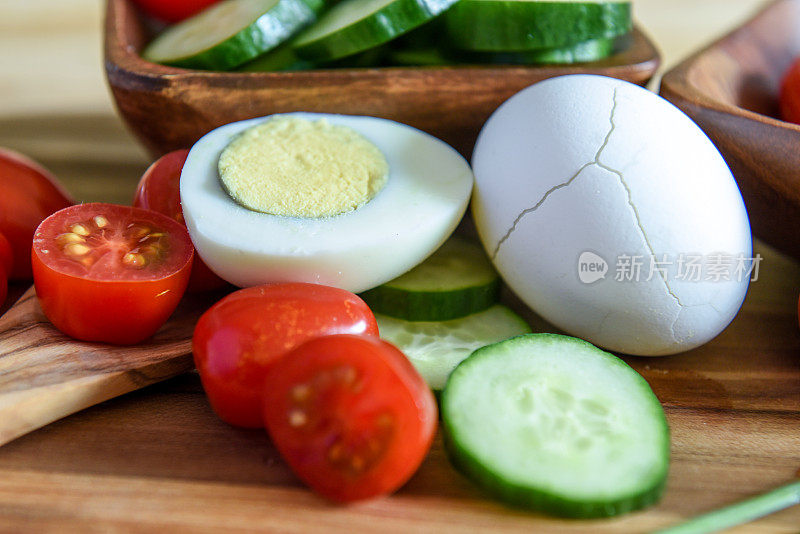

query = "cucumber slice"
388;37;615;66
442;334;670;518
239;42;386;71
292;0;459;62
443;1;632;52
376;305;532;390
238;42;317;71
465;36;616;65
361;236;501;321
144;0;325;70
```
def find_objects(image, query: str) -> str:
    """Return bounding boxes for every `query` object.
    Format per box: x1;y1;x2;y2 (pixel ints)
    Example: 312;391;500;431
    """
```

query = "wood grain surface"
660;0;800;261
0;287;219;447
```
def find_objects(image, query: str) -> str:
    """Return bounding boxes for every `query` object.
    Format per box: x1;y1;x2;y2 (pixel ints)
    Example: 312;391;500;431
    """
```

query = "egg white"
180;113;473;293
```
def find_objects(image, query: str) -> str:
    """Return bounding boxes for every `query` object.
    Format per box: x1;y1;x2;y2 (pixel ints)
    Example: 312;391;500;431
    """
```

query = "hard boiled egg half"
180;113;473;293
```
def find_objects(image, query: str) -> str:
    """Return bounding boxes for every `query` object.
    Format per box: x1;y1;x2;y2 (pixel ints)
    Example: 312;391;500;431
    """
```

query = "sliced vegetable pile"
364;235;531;390
2;100;673;518
142;0;633;70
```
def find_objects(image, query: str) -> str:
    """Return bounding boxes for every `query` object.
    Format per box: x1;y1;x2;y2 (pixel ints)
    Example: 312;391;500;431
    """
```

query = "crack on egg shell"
491;89;621;261
492;88;695;345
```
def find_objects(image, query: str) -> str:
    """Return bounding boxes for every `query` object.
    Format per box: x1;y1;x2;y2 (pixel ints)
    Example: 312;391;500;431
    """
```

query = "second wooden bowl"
104;0;660;158
660;0;800;260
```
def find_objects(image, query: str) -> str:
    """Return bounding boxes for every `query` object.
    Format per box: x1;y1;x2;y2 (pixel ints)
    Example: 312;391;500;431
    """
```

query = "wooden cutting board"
0;243;797;532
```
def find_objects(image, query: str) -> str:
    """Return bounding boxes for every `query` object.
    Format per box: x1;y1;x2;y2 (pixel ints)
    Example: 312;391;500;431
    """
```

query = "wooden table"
2;1;799;532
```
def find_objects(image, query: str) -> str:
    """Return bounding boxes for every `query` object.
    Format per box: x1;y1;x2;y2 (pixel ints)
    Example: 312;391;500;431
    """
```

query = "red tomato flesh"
131;0;221;23
781;57;800;125
193;283;380;428
0;148;73;279
262;334;437;502
32;203;193;344
134;149;227;292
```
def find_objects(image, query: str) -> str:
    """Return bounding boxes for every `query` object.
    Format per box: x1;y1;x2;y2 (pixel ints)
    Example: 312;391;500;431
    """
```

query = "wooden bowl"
104;0;660;158
660;0;800;260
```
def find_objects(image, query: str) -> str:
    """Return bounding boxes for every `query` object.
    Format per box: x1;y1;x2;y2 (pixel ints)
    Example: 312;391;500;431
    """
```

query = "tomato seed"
291;384;311;402
288;409;307;427
93;216;109;228
70;224;90;236
64;243;90;256
128;226;151;239
56;233;84;246
122;253;147;268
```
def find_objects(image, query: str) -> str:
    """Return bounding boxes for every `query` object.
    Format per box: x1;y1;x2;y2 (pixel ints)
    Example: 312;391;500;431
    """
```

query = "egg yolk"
218;116;389;218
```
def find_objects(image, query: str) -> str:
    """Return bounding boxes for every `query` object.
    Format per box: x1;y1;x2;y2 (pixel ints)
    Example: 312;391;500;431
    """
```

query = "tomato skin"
0;266;6;306
781;57;800;125
130;0;222;23
262;334;437;502
193;283;380;428
134;149;227;293
32;204;193;345
0;232;12;279
0;148;73;280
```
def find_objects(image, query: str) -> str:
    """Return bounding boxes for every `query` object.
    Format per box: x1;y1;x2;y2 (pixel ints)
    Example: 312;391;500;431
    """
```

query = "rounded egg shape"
471;74;752;356
181;113;473;293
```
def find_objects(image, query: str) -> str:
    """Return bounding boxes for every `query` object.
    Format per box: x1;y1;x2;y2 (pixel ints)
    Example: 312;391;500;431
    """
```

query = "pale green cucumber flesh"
361;236;501;321
466;36;616;65
442;333;670;518
443;1;632;52
293;0;460;61
388;36;616;66
144;0;324;70
376;305;532;390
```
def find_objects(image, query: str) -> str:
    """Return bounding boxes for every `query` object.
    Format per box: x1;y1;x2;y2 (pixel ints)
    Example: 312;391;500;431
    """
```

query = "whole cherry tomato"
32;203;193;344
0;266;6;306
0;148;73;279
0;232;12;280
0;231;11;306
193;283;380;428
134;149;227;292
130;0;222;23
262;334;437;502
780;57;800;125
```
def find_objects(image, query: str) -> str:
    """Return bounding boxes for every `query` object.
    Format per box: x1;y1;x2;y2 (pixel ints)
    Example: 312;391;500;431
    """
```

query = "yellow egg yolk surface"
218;116;389;218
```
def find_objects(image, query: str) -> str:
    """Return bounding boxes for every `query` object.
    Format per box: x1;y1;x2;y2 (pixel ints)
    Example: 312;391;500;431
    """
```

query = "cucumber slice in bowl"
361;236;501;321
376;304;532;391
443;0;632;52
144;0;325;70
465;36;617;65
442;334;669;518
293;0;459;62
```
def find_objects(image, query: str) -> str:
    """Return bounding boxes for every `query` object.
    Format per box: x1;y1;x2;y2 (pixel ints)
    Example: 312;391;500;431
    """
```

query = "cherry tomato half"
193;283;380;428
0;148;73;279
134;149;227;292
130;0;221;23
262;334;437;502
32;203;193;344
781;57;800;125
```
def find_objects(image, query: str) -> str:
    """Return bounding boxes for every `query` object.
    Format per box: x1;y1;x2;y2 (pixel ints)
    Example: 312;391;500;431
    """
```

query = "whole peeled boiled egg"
472;74;752;356
181;113;473;293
